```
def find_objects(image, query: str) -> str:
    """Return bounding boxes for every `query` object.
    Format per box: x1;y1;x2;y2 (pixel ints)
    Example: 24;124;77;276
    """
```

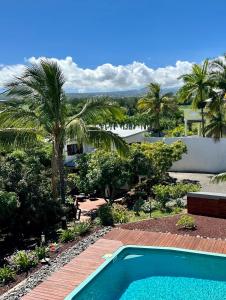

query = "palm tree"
205;92;226;140
137;83;177;136
0;60;128;203
178;60;212;137
211;54;226;94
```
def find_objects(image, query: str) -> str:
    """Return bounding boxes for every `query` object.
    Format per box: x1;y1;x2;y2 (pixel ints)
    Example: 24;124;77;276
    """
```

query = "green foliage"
0;191;18;229
0;147;62;234
0;265;15;284
153;183;200;209
164;125;196;137
133;199;145;216
112;204;129;223
132;141;187;179
137;83;179;136
11;250;38;273
98;204;114;226
76;151;130;201
176;215;196;230
59;229;76;243
178;60;211;137
153;185;171;209
35;246;49;260
169;183;200;199
140;200;152;213
73;222;91;236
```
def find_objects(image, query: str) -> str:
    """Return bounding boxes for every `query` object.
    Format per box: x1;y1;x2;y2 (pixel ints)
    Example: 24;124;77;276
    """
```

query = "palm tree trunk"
51;142;59;201
201;107;205;137
58;142;66;204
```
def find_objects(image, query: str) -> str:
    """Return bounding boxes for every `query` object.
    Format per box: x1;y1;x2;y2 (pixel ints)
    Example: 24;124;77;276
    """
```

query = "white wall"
147;137;226;173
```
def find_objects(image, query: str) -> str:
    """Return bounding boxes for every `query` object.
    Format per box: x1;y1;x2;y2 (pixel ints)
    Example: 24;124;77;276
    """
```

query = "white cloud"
0;56;194;92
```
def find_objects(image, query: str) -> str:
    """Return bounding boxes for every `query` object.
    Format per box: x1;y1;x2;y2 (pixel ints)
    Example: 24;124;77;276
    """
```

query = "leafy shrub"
173;207;182;214
124;190;147;209
0;265;15;284
59;229;76;243
35;246;49;260
112;204;129;223
0;147;63;235
98;204;114;226
73;222;91;236
153;183;200;210
164;125;196;137
0;191;18;230
176;215;196;230
153;185;171;209
10;250;38;273
133;199;145;216
170;183;200;200
93;217;101;226
132;141;187;179
141;200;152;213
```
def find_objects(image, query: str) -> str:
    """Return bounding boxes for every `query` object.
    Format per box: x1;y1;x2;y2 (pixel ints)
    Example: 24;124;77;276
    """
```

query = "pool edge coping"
64;245;226;300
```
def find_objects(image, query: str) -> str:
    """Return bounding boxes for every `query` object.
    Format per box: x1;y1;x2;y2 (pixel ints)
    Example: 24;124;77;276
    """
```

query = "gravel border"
0;227;111;300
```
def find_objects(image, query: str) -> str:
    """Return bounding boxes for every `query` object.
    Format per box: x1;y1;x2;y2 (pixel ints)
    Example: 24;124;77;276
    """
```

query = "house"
64;126;148;167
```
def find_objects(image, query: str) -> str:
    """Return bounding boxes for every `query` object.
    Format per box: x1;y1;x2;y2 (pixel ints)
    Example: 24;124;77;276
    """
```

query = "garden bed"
120;214;226;240
0;226;110;299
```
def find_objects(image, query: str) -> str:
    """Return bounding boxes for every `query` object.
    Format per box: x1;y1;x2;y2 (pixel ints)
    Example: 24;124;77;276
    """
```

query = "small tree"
132;141;187;180
76;150;131;203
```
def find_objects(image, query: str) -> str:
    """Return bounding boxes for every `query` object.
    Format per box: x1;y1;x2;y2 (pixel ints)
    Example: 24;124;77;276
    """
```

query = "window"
67;144;83;155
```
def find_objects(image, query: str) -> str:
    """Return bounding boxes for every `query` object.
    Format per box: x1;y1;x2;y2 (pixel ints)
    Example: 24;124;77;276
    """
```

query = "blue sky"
0;0;226;92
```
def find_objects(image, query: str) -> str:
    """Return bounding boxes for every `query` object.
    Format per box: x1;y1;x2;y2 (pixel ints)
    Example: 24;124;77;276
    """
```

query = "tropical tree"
178;60;212;137
205;92;226;140
137;83;177;136
0;60;128;203
210;54;226;94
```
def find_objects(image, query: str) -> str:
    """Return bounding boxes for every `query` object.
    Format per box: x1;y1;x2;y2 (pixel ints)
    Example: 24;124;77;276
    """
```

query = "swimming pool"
65;246;226;300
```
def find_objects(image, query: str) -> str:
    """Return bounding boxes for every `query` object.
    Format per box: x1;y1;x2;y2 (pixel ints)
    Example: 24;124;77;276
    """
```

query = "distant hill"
67;86;178;99
0;86;178;101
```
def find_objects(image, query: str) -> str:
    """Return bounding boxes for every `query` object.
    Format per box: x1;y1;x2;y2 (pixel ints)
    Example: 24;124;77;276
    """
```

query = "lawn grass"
126;208;182;223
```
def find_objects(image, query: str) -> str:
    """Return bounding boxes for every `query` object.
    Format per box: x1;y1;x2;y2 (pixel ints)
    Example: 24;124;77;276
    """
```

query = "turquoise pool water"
65;246;226;300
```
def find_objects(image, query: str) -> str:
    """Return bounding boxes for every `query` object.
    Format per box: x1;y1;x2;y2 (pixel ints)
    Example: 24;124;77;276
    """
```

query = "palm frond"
86;126;129;157
0;105;39;129
69;98;125;125
66;118;88;144
0;128;40;150
211;172;226;183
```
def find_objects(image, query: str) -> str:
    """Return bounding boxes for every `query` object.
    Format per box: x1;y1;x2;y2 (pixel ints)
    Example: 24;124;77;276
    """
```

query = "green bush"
98;204;114;226
112;204;129;223
11;250;38;273
170;183;200;200
141;200;152;213
176;215;196;230
0;265;15;284
59;229;76;243
0;147;63;235
133;199;145;216
0;191;18;230
173;207;182;214
35;246;49;260
153;183;200;210
153;185;171;209
73;222;91;236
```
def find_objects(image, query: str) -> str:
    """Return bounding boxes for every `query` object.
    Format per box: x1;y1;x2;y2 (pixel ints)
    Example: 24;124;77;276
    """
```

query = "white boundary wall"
147;137;226;173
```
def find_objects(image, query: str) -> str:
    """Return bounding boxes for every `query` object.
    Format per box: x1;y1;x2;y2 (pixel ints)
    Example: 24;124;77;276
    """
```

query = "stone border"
0;227;111;300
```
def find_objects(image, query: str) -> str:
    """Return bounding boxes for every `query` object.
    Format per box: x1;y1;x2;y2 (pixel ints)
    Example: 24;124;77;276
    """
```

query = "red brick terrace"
21;228;226;300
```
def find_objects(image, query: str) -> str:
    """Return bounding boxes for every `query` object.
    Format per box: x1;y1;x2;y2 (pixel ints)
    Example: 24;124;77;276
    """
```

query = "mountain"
0;87;178;101
67;86;178;99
